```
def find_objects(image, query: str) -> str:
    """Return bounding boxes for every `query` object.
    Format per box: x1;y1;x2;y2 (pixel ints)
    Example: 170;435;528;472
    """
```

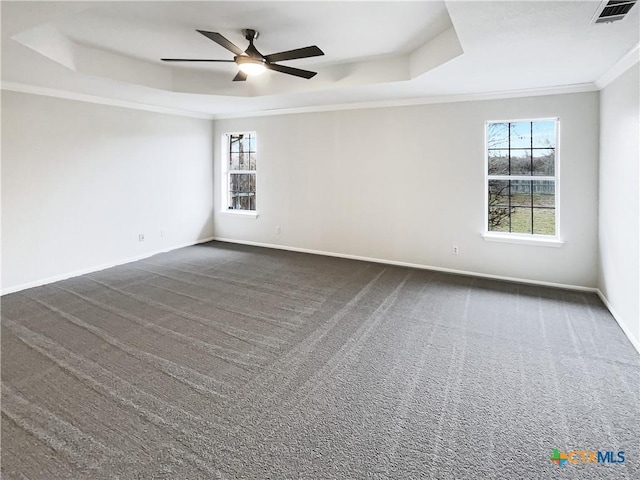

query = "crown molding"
595;43;640;89
1;80;598;122
0;82;215;120
210;83;598;120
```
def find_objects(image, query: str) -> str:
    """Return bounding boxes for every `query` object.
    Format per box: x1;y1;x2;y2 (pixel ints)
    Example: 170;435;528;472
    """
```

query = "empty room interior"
1;1;639;478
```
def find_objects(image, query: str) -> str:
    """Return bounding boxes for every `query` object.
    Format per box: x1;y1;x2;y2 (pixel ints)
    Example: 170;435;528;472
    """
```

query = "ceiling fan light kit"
161;28;324;82
236;56;267;76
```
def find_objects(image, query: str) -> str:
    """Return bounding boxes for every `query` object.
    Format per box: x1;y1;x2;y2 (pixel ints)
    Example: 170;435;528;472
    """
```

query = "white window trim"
220;210;259;219
483;117;562;246
221;131;258;217
481;232;564;247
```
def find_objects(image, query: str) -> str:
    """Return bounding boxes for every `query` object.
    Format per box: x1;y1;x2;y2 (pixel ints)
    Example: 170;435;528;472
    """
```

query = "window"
486;119;559;238
223;132;256;213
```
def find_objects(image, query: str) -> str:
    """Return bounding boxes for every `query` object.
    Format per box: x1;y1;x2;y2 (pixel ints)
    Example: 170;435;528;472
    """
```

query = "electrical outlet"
452;245;459;255
138;233;145;242
275;226;281;234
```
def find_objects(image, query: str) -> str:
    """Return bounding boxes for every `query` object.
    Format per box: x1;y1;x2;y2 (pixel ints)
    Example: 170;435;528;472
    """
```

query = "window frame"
221;131;258;218
482;117;563;247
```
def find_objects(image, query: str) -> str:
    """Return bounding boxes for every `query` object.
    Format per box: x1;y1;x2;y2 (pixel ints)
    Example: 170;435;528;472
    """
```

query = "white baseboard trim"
1;236;216;296
7;235;636;354
215;237;640;353
212;237;597;293
596;290;640;355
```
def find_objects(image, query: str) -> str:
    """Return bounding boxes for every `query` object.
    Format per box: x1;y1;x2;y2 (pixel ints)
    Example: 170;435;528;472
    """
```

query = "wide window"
223;132;256;212
486;119;558;237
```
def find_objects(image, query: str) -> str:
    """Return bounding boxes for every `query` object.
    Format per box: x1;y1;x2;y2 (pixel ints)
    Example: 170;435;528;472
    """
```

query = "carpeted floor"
1;241;638;479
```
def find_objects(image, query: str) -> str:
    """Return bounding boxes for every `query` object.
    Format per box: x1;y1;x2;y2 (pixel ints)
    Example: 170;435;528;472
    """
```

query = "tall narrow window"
224;132;256;212
486;119;558;236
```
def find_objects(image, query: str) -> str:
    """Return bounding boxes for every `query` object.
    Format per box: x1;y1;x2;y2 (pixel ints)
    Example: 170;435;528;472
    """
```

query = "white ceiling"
1;1;638;118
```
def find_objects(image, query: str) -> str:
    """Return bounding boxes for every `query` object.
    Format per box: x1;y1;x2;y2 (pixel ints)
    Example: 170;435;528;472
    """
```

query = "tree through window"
225;132;256;211
486;119;558;236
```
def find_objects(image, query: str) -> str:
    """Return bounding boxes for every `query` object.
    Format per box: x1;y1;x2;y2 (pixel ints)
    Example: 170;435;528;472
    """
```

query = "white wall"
598;63;640;349
1;91;214;292
213;92;600;288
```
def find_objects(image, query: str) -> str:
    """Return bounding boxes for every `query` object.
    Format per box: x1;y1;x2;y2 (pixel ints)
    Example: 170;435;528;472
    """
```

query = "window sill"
220;210;259;219
481;233;563;247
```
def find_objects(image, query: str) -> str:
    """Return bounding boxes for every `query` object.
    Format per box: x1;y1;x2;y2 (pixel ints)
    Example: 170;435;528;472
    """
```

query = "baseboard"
212;237;597;293
214;237;640;353
8;235;636;354
596;290;640;355
0;236;216;296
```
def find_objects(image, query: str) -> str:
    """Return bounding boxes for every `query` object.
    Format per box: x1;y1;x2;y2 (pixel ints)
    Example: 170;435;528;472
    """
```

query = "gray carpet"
1;241;638;479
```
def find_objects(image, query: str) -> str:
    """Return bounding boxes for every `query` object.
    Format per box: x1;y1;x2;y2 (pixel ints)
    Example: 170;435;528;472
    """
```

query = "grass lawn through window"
490;193;555;235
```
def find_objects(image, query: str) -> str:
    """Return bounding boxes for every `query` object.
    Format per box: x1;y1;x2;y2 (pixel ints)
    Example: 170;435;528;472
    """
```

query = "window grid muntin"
486;119;558;236
225;132;256;211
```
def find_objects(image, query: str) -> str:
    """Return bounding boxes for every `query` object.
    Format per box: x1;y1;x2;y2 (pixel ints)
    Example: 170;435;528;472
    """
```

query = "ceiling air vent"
592;0;637;24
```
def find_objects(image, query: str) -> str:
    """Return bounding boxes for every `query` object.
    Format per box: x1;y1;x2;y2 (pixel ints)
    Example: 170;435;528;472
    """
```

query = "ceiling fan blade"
161;58;235;62
196;30;245;56
266;63;317;79
264;45;324;63
233;71;248;82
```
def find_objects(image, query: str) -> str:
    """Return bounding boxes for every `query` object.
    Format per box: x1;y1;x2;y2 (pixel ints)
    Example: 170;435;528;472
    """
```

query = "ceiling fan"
161;29;324;81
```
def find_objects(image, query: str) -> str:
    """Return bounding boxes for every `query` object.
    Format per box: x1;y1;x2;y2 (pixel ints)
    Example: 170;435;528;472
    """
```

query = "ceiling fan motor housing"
243;29;259;41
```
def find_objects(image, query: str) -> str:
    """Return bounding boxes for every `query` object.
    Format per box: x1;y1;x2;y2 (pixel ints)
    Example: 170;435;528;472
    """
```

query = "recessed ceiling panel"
2;1;638;116
51;1;452;68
